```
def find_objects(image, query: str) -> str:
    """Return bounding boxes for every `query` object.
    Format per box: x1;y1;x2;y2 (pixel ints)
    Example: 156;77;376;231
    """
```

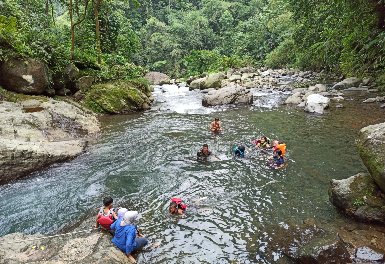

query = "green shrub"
183;50;250;77
265;38;296;68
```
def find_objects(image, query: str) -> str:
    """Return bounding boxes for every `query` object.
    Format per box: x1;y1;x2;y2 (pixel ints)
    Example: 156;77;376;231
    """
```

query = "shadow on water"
0;86;384;263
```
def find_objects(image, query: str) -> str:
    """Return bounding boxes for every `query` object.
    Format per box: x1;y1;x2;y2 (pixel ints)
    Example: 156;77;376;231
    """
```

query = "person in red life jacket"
95;196;118;230
169;198;187;215
210;118;222;133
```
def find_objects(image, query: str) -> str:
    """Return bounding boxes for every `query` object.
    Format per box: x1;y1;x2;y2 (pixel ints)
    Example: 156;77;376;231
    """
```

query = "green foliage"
3;0;385;84
265;38;296;68
0;15;30;60
183;50;248;77
353;198;366;207
98;63;146;82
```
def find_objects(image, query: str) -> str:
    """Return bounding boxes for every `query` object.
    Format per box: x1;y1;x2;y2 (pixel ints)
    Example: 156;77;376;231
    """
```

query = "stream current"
0;85;384;263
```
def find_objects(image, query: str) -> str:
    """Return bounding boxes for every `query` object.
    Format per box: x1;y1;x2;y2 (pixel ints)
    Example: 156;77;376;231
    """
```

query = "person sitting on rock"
210;118;222;133
111;211;148;264
253;136;271;149
96;196;117;230
169;198;187;215
197;144;212;161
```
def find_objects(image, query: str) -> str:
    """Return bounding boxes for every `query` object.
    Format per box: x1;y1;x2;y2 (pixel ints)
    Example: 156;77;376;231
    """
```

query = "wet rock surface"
0;230;132;263
144;71;171;85
329;173;385;224
202;85;253;106
0;98;100;184
263;220;385;264
356;122;385;193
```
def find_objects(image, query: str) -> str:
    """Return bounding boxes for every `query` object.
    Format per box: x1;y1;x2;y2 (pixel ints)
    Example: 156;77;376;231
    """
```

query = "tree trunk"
69;0;75;61
94;0;102;64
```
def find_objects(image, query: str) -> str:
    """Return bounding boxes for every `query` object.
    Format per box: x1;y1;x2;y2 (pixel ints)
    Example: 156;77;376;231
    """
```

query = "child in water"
169;198;187;215
269;149;285;169
233;145;246;158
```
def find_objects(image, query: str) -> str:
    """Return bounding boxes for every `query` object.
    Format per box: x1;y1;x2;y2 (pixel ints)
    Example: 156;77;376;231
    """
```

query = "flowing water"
0;85;384;263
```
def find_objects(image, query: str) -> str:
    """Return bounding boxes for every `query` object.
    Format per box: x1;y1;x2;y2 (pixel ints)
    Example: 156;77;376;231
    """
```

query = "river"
0;85;384;263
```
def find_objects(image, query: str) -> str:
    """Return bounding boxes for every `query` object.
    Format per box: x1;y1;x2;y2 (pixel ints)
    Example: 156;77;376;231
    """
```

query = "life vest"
171;198;187;211
97;207;115;229
275;143;286;155
211;122;221;132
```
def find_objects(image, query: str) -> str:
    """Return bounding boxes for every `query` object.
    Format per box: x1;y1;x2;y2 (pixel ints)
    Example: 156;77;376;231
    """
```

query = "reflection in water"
0;85;384;263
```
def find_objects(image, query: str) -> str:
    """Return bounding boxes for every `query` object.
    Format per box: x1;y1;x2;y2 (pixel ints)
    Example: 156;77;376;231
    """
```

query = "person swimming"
210;118;222;133
169;198;187;215
197;144;212;161
233;145;246;158
268;149;285;169
253;136;271;149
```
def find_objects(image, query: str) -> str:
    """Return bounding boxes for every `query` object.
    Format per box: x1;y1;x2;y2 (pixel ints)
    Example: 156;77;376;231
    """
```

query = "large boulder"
304;94;330;114
0;231;131;263
202;86;253;106
204;73;225;89
0;98;100;184
267;222;351;263
83;81;152;114
329;173;385;224
0;58;50;95
189;77;206;90
76;76;95;92
332;77;362;90
357;122;385;193
52;63;80;95
285;92;303;105
144;71;171;85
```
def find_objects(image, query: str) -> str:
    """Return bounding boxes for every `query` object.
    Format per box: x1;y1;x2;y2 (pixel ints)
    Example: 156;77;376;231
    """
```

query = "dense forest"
1;0;385;86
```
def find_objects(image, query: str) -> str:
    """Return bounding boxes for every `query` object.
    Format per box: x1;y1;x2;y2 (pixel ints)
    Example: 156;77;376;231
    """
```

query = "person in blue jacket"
111;211;148;263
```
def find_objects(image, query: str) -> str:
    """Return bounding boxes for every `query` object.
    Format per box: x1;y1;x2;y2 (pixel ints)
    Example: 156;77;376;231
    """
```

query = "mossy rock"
0;86;48;103
356;122;385;193
329;173;385;224
83;81;151;114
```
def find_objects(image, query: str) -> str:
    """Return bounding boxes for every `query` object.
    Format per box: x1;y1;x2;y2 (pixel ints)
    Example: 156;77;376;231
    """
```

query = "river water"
0;85;384;263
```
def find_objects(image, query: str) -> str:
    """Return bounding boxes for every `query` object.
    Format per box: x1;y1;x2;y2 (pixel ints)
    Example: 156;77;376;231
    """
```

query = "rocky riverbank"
156;68;384;112
0;219;133;264
0;96;100;184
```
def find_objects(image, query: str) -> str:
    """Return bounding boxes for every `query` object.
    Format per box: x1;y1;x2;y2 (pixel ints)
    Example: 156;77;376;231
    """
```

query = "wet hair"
203;144;208;148
169;202;179;214
103;197;113;207
214;118;219;121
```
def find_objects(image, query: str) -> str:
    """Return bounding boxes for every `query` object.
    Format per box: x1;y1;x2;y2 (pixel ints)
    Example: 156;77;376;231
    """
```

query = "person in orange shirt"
210;118;222;133
272;140;286;156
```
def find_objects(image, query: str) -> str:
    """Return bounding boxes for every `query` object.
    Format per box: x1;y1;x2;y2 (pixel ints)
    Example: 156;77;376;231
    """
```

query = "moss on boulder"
83;80;152;114
329;173;385;224
356;122;385;193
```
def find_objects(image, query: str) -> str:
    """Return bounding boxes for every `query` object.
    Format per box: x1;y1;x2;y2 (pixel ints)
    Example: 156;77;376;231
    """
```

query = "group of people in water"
199;118;287;169
97;118;286;262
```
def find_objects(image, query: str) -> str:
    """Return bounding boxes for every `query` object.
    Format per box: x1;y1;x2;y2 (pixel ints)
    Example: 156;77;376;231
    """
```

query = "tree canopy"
1;0;385;84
